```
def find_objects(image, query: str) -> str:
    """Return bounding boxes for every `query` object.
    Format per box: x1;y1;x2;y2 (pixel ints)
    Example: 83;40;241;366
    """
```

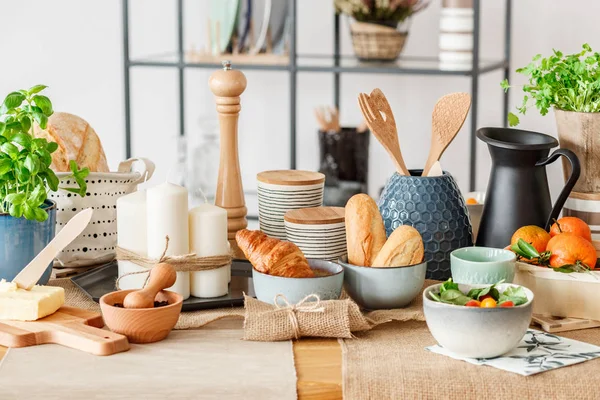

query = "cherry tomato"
479;294;493;301
480;298;497;308
465;300;481;307
500;301;514;308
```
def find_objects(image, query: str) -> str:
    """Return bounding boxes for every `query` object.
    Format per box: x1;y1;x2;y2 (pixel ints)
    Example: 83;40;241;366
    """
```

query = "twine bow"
115;236;232;290
272;294;325;339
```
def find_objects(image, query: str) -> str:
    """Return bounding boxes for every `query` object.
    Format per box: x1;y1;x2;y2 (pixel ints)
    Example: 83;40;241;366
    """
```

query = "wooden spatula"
422;93;471;177
358;89;410;176
12;208;93;290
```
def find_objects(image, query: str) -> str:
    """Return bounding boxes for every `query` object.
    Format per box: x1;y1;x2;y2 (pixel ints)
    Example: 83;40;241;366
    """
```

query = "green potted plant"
0;85;88;284
334;0;430;61
502;43;600;196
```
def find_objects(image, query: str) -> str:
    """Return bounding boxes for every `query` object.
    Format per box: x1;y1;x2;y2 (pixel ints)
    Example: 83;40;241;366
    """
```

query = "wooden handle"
48;322;130;356
123;263;177;309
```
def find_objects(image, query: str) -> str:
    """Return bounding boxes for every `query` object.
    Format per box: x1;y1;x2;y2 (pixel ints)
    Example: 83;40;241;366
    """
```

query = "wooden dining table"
0;324;343;400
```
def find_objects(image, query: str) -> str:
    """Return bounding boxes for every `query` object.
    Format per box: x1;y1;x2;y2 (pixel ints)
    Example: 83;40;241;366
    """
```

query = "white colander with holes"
48;158;155;268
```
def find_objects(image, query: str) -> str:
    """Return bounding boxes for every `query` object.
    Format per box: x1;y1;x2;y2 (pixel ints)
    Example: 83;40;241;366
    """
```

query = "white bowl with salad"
423;279;533;358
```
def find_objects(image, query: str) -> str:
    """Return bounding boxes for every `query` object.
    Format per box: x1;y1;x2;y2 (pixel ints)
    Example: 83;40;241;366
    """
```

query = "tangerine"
511;225;551;255
466;198;478;205
550;217;592;242
546;232;597;269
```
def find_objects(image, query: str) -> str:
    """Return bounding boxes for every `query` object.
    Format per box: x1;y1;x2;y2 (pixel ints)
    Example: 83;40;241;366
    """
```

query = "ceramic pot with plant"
334;0;430;61
0;86;88;283
502;44;600;237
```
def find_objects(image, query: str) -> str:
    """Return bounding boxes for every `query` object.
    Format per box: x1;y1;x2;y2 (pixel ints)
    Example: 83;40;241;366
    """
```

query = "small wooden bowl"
100;290;183;344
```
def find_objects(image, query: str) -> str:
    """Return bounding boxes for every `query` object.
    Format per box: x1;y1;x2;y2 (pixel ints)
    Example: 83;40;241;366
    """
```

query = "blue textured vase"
378;170;473;280
0;200;56;284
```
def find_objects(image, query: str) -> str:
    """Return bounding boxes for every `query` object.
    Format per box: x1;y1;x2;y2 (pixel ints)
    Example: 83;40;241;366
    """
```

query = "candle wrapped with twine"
243;294;374;341
115;236;232;289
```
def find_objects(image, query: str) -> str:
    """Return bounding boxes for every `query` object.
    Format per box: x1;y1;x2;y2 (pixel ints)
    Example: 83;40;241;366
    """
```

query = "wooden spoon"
358;89;410;175
422;92;471;177
123;263;177;309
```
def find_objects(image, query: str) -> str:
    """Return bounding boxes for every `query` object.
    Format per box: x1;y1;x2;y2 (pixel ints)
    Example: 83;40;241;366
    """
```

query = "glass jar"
189;133;220;205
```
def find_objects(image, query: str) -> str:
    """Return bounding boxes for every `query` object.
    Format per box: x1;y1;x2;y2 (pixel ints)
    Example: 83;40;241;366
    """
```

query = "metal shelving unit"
122;0;512;191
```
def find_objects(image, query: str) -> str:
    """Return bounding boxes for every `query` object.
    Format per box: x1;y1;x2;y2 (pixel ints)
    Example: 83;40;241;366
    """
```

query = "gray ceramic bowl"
252;259;344;304
451;247;516;285
339;257;426;310
423;282;533;358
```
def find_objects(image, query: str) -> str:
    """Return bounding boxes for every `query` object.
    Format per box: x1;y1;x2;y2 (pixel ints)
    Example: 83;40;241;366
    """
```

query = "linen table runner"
0;329;297;400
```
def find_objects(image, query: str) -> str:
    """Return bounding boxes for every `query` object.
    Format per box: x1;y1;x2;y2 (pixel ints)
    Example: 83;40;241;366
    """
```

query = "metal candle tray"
71;260;255;311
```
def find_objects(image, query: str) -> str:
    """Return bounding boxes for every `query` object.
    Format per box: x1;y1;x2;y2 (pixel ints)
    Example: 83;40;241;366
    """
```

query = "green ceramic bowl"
450;247;516;284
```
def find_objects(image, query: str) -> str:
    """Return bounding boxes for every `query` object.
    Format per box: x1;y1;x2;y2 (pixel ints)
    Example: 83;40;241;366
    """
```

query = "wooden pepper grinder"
209;61;247;259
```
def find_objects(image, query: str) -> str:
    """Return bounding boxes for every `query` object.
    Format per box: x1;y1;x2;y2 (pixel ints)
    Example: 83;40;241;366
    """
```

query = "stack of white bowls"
439;0;474;71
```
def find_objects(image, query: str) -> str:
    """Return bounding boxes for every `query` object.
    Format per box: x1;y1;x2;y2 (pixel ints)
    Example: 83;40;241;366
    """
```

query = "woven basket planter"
350;21;408;61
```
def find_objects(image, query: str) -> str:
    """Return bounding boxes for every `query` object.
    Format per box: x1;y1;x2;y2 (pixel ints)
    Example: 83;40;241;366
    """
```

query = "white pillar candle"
147;182;190;299
116;190;148;290
189;203;230;298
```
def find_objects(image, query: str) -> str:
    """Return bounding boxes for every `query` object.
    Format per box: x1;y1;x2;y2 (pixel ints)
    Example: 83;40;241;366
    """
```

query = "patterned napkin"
427;329;600;376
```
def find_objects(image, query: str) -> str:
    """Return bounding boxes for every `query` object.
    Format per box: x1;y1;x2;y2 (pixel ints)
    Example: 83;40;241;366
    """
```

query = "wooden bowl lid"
284;207;345;225
257;170;325;186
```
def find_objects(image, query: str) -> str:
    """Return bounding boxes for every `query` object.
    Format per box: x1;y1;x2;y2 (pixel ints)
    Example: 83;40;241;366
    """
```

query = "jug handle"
535;148;580;230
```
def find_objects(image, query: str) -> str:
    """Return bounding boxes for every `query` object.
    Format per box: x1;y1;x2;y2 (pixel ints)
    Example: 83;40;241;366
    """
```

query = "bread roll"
345;194;386;266
33;112;109;172
372;225;424;267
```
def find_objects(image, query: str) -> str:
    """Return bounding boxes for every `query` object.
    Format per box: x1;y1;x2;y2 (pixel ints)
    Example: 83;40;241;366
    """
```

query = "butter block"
0;279;65;321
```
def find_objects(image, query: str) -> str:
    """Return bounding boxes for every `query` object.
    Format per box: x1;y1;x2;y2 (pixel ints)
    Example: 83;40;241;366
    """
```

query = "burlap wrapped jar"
48;158;154;268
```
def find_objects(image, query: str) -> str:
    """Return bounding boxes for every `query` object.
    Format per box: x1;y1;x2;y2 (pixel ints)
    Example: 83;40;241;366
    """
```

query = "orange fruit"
546;232;597;269
511;225;551;255
466;198;478;205
550;217;592;242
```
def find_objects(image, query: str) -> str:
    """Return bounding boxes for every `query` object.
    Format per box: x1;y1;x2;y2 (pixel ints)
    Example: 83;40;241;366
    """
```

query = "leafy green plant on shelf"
0;85;88;221
501;43;600;126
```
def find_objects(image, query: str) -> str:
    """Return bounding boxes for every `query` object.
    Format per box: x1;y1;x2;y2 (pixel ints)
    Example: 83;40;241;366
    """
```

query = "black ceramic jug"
476;127;580;248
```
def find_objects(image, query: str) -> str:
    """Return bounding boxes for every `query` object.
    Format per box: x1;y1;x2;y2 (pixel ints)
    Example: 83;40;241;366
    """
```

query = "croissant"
236;229;314;278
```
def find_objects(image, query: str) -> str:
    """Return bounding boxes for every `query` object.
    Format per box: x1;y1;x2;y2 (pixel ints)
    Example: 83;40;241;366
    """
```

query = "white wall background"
1;0;598;214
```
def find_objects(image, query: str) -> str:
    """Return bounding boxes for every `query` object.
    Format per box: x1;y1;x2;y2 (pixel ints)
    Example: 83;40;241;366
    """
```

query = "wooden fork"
358;89;410;176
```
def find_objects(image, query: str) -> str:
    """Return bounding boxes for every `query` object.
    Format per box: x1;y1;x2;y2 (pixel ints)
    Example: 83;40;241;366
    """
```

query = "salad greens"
430;279;528;307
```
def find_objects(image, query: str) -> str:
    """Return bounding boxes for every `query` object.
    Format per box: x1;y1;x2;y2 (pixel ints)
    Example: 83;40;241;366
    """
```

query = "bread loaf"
372;225;424;267
33;112;109;172
345;194;387;266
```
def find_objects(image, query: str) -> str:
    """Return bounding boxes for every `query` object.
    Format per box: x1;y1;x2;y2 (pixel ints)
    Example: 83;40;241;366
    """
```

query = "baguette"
372;225;424;267
345;194;387;266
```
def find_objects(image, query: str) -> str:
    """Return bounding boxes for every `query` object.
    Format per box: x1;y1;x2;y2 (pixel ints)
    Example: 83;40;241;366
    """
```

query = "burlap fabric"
49;278;434;337
340;320;600;399
243;295;372;341
48;279;244;330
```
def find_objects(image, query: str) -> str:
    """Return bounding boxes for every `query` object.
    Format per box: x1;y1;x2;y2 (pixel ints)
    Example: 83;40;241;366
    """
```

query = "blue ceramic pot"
378;170;472;280
0;200;56;284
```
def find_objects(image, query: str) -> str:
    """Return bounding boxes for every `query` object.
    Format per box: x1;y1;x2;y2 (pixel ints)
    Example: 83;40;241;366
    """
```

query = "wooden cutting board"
0;306;129;356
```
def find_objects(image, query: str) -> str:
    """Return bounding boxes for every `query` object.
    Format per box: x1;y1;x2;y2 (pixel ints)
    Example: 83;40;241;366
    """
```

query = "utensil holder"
319;127;369;207
378;170;473;280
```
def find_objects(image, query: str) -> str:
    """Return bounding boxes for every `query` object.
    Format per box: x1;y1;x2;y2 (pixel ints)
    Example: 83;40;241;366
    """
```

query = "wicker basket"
350;21;408;61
